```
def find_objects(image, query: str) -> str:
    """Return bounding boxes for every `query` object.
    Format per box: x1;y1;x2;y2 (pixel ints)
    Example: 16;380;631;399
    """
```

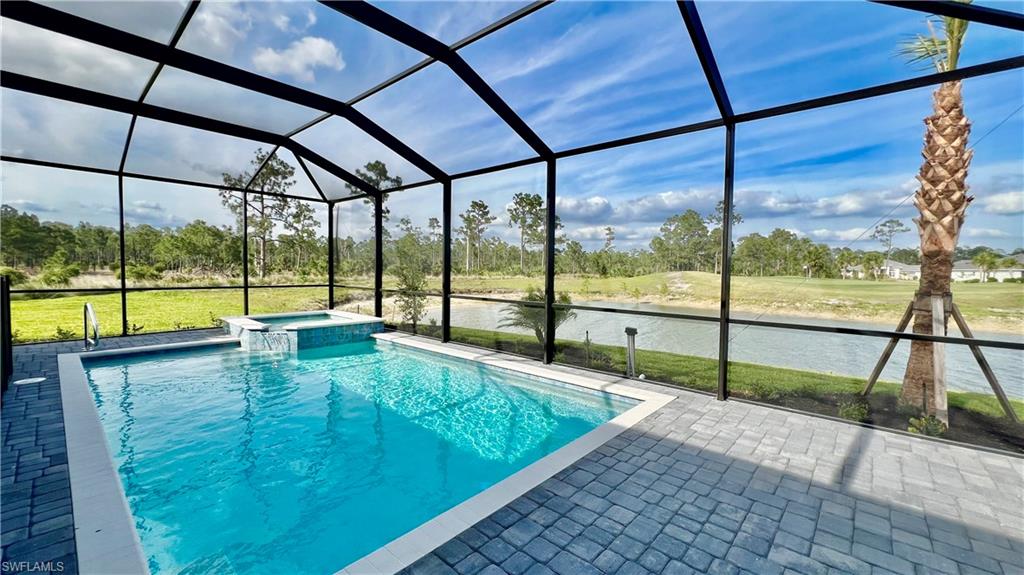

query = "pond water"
425;300;1023;399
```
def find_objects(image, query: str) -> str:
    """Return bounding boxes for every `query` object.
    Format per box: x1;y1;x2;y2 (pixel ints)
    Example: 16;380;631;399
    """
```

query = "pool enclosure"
1;0;1022;452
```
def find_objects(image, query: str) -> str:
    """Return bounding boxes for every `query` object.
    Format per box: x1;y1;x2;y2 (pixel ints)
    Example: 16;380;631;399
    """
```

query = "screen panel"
372;1;530;45
123;178;243;288
1;162;121;289
555;128;726;319
145;66;322;135
355;63;535;173
1;18;156;99
730;70;1023;341
451;163;547;300
461;0;719;150
38;0;190;43
176;1;424;101
124;118;269;185
382;185;444;295
700;0;1024;112
293;115;430;188
2;89;132;170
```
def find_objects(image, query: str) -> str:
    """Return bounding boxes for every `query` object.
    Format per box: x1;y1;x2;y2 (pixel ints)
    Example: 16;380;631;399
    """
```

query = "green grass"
440;325;1024;423
10;287;332;342
389;271;1023;331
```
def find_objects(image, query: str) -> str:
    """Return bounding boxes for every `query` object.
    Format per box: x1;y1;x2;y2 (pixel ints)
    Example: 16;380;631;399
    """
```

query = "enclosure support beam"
117;174;128;337
871;0;1024;32
285;1;553;149
442;179;453;342
0;1;447;183
717;125;736;401
242;192;250;315
679;0;735;400
374;195;384;318
328;202;335;310
320;0;553;159
677;1;734;121
543;160;557;364
0;71;378;198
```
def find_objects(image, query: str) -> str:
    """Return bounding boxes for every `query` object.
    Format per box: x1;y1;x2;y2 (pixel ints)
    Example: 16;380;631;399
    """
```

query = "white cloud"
189;1;251;56
556;188;720;225
809;228;871;242
252;37;345;83
6;200;56;213
964;228;1012;239
1;19;152;95
980;191;1024;215
555;196;613;221
272;14;290;32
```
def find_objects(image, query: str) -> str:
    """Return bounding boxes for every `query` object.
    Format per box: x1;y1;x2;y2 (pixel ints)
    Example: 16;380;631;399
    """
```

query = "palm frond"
897;1;971;73
898;33;947;72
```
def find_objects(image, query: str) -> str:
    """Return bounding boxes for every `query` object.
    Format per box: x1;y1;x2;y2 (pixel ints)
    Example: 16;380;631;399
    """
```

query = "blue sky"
2;1;1022;252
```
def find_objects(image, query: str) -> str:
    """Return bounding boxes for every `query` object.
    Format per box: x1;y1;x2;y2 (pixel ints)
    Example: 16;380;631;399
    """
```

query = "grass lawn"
390;271;1023;331
11;287;333;342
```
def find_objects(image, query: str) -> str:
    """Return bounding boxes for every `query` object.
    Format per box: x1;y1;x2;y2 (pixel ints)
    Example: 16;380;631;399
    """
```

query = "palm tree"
971;250;1001;282
861;252;885;281
498;286;576;346
898;5;973;413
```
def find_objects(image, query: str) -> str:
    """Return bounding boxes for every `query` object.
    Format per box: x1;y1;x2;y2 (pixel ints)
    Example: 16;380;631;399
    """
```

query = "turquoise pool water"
255;313;333;330
83;340;635;574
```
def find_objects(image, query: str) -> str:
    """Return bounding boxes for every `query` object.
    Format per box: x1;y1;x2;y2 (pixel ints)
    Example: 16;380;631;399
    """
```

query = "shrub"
40;248;81;286
126;265;162;282
0;266;29;286
53;326;76;341
908;415;947;437
838;400;870;422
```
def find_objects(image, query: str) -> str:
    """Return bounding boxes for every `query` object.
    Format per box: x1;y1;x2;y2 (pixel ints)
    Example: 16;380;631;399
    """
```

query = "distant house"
882;260;921;281
951;253;1024;282
846;255;1024;282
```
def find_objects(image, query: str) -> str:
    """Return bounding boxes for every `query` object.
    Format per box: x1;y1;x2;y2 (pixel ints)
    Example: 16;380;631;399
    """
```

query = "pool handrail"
83;303;99;351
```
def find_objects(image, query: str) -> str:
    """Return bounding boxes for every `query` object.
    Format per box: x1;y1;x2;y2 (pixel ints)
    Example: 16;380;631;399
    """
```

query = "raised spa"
221;310;384;352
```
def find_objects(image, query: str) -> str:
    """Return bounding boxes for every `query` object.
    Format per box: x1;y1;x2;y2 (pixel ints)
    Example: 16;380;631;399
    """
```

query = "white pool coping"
57;337;241;575
56;333;674;575
338;332;674;575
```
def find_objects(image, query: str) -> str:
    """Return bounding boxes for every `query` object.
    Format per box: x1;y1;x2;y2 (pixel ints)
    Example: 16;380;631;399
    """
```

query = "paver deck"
2;332;1022;575
1;330;221;575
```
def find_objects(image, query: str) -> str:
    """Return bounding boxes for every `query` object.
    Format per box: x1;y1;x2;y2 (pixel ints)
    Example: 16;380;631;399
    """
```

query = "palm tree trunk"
901;81;973;412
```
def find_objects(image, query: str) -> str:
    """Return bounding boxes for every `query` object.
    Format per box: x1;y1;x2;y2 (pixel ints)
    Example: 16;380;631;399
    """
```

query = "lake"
423;300;1023;400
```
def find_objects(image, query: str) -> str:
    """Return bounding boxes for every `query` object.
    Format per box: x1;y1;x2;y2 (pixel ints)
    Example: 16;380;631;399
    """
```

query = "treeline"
330;194;1020;282
0;204;326;286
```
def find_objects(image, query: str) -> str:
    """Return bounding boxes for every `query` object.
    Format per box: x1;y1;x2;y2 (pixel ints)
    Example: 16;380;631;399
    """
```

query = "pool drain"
13;377;46;385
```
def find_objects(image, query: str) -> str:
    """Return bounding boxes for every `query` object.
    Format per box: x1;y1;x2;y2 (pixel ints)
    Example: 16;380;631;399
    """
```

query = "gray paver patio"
2;332;1022;575
1;330;221;575
398;352;1024;575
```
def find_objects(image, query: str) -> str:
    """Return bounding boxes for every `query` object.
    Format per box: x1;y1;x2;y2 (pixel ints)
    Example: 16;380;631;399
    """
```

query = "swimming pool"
80;338;640;574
